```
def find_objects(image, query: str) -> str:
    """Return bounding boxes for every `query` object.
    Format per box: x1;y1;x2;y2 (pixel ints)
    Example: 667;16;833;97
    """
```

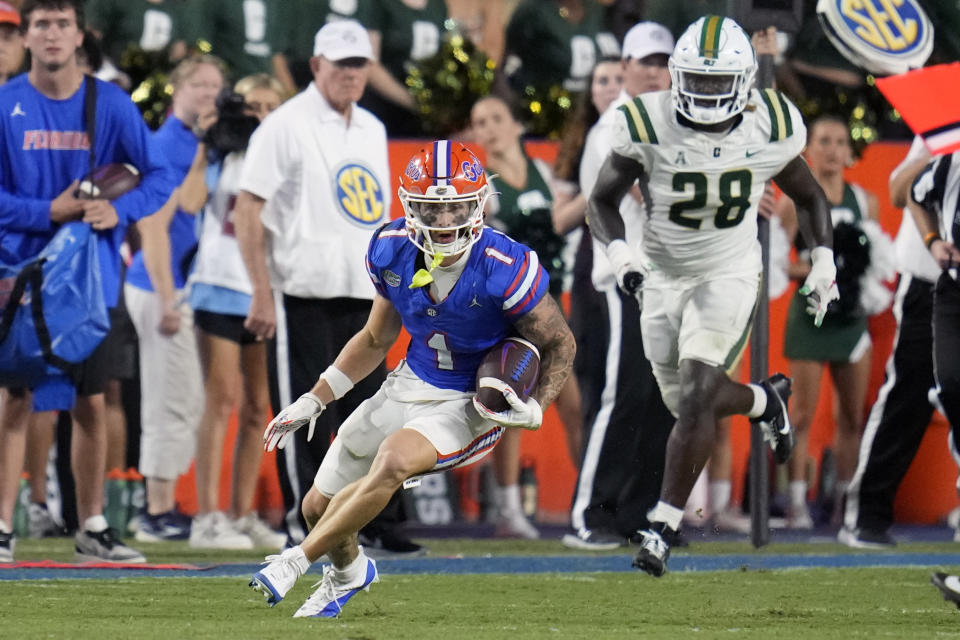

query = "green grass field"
4;538;960;639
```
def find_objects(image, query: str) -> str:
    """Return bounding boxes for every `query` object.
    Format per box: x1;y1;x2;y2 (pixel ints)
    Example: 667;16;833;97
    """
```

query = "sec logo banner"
816;0;933;76
335;163;386;228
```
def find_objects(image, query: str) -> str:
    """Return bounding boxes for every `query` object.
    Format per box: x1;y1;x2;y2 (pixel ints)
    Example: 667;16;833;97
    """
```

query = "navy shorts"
194;309;259;345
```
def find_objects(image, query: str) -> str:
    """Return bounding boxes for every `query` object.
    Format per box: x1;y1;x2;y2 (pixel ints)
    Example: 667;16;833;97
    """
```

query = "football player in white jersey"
587;15;839;576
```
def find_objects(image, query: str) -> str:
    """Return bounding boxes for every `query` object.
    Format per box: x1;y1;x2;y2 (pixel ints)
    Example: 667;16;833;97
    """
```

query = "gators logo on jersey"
334;163;385;228
817;0;932;75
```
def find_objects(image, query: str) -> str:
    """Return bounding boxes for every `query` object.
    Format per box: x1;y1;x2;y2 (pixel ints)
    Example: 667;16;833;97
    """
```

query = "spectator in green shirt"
501;0;619;96
267;0;360;95
85;0;188;66
356;0;448;137
183;0;272;81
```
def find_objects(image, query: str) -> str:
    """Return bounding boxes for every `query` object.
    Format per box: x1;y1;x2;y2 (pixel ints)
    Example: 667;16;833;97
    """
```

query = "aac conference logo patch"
335;163;385;228
816;0;932;76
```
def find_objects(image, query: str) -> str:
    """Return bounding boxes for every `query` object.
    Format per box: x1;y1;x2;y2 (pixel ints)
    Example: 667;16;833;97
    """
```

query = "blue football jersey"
0;75;175;306
366;218;549;391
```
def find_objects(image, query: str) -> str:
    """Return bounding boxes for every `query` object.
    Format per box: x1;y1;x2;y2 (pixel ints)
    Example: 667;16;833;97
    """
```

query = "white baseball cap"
622;22;675;61
313;20;374;61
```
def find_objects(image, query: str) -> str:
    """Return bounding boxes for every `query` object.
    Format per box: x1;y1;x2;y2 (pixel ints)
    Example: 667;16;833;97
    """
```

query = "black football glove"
606;239;646;309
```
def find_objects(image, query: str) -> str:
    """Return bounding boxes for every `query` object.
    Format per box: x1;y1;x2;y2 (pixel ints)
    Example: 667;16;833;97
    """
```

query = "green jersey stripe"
621;97;658;144
724;279;759;371
775;91;793;138
699;15;723;58
761;88;791;141
618;103;642;143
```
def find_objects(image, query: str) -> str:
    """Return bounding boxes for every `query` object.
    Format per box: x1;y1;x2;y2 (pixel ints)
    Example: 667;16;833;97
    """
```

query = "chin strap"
409;251;444;289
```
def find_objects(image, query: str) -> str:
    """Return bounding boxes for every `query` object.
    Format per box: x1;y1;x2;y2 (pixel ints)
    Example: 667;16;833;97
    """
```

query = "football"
77;163;142;201
474;337;540;414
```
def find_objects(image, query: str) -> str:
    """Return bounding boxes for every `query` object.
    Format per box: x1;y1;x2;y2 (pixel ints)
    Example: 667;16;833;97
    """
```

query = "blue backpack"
0;221;109;387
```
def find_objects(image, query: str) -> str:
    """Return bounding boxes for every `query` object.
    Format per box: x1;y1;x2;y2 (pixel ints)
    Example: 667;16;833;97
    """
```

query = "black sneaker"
561;527;623;550
27;502;70;538
135;510;191;542
654;526;689;549
0;530;14;563
632;527;671;577
358;527;426;557
932;572;960;609
76;527;146;563
837;526;895;549
751;373;794;464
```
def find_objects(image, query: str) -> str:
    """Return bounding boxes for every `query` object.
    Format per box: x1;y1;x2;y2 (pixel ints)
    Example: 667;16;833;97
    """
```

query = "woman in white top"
187;74;288;549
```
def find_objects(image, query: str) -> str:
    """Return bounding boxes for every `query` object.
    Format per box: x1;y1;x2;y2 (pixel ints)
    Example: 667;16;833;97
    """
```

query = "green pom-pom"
406;25;495;137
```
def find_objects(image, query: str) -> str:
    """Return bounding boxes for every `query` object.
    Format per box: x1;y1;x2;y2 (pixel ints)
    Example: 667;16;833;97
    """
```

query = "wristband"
320;365;353;400
924;231;942;250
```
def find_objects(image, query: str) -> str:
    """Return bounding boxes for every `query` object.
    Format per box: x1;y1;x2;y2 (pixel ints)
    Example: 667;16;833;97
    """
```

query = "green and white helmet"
668;15;757;125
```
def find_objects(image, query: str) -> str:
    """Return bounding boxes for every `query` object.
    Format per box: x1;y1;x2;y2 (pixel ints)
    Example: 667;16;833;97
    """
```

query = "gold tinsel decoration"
406;25;495;137
516;84;574;139
120;44;175;129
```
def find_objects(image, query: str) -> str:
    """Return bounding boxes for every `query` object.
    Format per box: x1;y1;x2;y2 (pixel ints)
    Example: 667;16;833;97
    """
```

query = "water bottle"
104;468;129;532
13;473;30;537
520;458;538;520
126;468;145;537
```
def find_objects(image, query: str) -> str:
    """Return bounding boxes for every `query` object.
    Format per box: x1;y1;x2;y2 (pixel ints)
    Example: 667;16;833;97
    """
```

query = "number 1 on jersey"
427;332;453;370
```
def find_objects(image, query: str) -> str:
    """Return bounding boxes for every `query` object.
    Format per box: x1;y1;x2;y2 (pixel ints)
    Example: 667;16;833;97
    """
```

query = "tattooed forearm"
514;295;576;409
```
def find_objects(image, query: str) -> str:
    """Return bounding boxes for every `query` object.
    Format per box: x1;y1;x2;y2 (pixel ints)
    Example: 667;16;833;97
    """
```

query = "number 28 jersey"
612;88;806;279
365;218;549;392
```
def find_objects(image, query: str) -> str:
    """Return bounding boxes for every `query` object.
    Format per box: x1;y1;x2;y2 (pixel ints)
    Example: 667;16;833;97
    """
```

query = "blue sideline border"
4;552;960;581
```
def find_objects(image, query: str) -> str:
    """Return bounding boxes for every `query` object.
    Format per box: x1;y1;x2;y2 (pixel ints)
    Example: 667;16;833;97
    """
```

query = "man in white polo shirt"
234;20;418;553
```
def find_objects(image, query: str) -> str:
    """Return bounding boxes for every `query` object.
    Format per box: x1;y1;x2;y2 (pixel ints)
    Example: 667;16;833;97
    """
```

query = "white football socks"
84;514;109;533
709;480;732;514
334;547;368;585
648;501;684;532
495;484;523;515
747;384;767;418
789;481;807;508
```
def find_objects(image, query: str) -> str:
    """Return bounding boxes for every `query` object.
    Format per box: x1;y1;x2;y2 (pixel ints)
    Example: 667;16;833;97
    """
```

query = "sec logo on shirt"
335;163;385;227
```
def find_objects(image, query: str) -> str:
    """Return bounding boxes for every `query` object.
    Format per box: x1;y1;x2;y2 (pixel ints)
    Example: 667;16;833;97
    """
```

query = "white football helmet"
398;140;490;259
668;15;757;125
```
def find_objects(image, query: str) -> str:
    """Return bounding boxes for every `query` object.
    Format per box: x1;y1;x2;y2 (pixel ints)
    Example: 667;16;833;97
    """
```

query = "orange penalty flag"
876;63;960;155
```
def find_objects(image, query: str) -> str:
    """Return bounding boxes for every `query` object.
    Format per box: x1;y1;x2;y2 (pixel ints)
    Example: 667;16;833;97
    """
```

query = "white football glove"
263;392;325;452
799;246;840;328
472;377;543;430
606;239;645;308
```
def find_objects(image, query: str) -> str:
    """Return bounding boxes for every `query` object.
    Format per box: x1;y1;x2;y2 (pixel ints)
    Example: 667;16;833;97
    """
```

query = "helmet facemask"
398;140;491;264
668;15;757;126
669;64;755;124
400;185;489;260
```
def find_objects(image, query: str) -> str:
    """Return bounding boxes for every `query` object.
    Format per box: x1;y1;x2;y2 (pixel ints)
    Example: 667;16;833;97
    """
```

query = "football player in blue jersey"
0;0;174;564
588;16;837;576
249;141;575;618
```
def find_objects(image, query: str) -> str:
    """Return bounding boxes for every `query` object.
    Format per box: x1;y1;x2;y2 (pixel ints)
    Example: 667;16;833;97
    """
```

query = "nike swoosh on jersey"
746;150;761;157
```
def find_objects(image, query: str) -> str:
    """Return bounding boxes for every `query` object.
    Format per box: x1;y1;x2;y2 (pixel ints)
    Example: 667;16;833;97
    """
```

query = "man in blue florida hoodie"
0;0;174;563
